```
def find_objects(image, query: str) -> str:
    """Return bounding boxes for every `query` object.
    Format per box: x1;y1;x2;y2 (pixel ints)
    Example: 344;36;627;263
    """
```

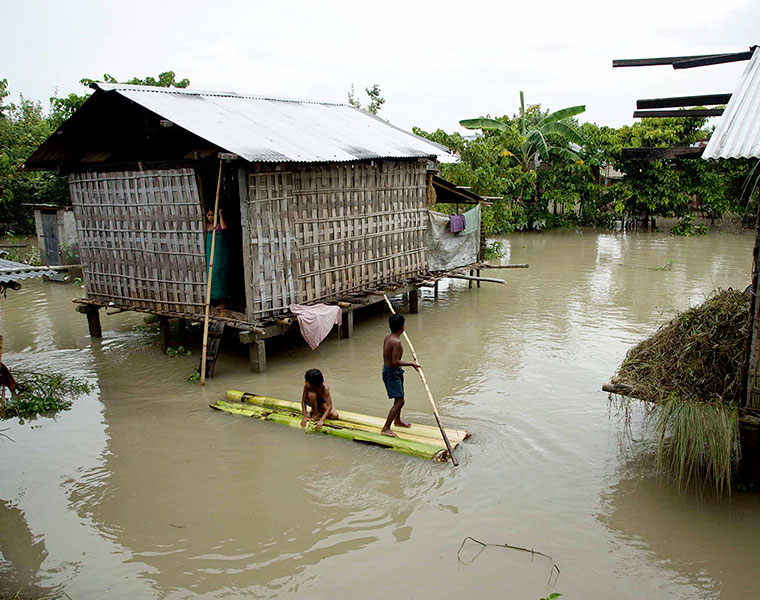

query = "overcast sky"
2;0;758;134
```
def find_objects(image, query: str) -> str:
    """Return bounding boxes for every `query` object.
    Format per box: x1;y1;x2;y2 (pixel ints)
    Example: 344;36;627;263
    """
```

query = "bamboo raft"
210;390;471;462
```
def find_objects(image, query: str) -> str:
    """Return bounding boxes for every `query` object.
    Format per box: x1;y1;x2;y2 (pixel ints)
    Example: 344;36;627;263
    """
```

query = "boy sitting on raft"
381;314;420;437
300;368;339;432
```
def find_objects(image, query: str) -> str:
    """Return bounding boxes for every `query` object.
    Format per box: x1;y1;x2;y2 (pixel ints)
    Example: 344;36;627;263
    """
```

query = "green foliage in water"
415;100;757;232
166;345;192;357
3;369;92;420
670;214;709;237
187;369;201;384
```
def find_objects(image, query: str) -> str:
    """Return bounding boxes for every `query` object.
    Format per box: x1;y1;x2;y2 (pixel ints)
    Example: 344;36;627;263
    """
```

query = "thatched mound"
615;289;750;405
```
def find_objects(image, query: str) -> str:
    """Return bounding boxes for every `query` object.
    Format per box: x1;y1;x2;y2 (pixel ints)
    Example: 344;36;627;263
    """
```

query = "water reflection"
1;229;759;598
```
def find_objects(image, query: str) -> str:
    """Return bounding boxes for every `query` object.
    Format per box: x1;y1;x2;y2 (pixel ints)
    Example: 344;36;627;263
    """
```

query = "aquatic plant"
2;369;92;420
166;345;192;357
610;289;750;494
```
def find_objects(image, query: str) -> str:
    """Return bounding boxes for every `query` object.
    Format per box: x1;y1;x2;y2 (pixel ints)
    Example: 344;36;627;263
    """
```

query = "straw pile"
616;289;750;405
611;289;751;494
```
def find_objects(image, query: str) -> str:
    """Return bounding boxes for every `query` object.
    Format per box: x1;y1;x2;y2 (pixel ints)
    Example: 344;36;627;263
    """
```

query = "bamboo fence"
69;169;206;314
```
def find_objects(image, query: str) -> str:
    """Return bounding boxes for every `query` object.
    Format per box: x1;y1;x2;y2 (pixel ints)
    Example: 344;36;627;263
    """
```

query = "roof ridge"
93;82;349;106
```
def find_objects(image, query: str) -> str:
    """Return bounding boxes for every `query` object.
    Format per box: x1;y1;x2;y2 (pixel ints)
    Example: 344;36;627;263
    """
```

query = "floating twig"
457;536;561;587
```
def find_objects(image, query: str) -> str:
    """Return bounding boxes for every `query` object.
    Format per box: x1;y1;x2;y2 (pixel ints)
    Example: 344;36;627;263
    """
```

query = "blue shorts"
382;366;404;399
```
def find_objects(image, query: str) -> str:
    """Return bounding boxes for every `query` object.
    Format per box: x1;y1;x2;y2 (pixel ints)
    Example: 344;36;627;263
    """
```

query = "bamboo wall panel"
68;169;206;315
245;160;428;318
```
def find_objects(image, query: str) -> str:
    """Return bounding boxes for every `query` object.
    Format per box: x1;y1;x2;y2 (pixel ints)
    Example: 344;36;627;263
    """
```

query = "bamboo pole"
383;294;459;466
448;274;505;284
200;160;223;386
0;335;5;419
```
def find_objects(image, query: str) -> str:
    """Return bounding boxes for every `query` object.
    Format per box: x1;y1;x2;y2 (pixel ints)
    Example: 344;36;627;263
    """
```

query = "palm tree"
460;91;586;203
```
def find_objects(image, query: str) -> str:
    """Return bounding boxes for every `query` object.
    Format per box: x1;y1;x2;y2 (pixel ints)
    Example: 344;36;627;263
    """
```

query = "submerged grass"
611;289;750;495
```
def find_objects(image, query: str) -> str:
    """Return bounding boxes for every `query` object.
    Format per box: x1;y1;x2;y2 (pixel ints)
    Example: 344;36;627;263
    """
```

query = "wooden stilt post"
340;310;354;339
250;339;266;374
476;269;481;288
409;289;419;314
434;281;439;299
383;294;458;466
77;305;102;338
200;160;224;386
468;269;474;289
159;317;171;353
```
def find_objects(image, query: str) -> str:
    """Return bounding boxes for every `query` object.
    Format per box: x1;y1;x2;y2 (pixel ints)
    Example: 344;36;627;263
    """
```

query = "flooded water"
2;229;760;599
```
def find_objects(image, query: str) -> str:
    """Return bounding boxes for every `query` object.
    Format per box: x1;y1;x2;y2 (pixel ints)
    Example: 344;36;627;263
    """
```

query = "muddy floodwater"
2;229;760;599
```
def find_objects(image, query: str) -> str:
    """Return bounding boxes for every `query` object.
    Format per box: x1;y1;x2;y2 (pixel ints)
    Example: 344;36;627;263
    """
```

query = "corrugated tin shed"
0;258;57;284
87;83;456;164
703;48;760;160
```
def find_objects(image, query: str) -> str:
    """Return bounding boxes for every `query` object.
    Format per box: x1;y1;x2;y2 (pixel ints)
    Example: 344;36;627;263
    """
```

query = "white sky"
2;0;758;133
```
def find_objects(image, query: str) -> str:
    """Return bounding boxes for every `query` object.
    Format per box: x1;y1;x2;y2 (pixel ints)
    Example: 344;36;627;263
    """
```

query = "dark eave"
636;93;732;109
621;146;704;160
633;108;724;118
431;175;483;205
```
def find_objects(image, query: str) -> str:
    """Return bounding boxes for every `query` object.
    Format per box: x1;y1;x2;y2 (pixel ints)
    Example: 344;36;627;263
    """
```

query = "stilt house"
24;84;479;372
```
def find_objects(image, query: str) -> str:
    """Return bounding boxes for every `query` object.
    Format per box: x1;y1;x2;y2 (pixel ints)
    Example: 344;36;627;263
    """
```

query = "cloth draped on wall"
206;229;229;301
289;303;342;350
427;204;480;271
449;214;466;233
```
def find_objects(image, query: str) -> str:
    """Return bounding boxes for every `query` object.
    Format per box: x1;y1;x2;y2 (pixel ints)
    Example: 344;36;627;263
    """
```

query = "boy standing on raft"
381;314;420;437
300;369;339;431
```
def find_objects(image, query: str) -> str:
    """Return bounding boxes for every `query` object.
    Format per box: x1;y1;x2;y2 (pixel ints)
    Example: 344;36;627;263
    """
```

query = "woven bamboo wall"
243;160;429;318
69;169;206;315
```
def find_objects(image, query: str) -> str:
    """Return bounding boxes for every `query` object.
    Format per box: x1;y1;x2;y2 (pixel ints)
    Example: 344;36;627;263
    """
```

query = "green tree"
0;85;68;234
347;83;385;114
460;91;586;204
2;72;192;235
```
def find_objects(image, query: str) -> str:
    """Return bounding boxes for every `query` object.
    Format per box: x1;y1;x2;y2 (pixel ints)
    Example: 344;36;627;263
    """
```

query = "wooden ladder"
201;321;225;379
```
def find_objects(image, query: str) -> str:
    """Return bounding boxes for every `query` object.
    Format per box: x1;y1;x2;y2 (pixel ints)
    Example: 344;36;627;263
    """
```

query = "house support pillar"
409;289;419;314
159;317;171;353
77;305;102;338
340;310;354;339
249;339;266;374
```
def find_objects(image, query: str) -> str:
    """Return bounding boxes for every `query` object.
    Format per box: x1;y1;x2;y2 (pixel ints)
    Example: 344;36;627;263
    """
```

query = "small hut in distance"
24;83;482;374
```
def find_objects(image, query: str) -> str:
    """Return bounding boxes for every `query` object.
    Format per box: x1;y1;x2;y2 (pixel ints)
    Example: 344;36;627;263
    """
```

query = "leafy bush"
3;369;92;420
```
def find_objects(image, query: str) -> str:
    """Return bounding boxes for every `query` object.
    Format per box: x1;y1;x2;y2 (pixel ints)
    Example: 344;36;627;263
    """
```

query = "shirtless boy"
300;369;339;432
381;314;420;437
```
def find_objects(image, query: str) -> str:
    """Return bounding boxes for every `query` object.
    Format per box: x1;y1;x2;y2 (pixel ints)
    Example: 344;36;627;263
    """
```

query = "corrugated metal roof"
703;48;760;160
0;259;57;284
92;83;457;164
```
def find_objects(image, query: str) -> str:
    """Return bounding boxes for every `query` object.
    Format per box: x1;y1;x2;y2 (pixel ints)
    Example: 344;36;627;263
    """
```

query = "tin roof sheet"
92;83;457;164
703;48;760;160
0;259;57;284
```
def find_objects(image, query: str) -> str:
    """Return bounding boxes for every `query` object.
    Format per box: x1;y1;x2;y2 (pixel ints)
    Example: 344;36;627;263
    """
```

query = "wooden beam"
448;273;505;284
613;53;724;68
637;93;731;109
634;109;723;118
621;146;704;160
340;310;354;338
673;51;754;69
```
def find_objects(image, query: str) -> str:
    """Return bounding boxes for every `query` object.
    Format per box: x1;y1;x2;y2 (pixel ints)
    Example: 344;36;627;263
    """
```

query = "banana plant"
460;91;586;204
461;91;586;169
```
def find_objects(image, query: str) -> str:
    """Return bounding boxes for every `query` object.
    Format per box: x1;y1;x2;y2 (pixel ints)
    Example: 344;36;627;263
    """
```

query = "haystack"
607;289;751;494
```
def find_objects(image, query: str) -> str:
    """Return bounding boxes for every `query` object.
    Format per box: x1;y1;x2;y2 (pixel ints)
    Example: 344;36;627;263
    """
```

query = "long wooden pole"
200;161;223;386
0;335;5;418
383;294;458;466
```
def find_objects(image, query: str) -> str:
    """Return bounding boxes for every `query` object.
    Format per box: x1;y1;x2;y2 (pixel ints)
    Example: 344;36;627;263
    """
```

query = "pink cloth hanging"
288;303;342;350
